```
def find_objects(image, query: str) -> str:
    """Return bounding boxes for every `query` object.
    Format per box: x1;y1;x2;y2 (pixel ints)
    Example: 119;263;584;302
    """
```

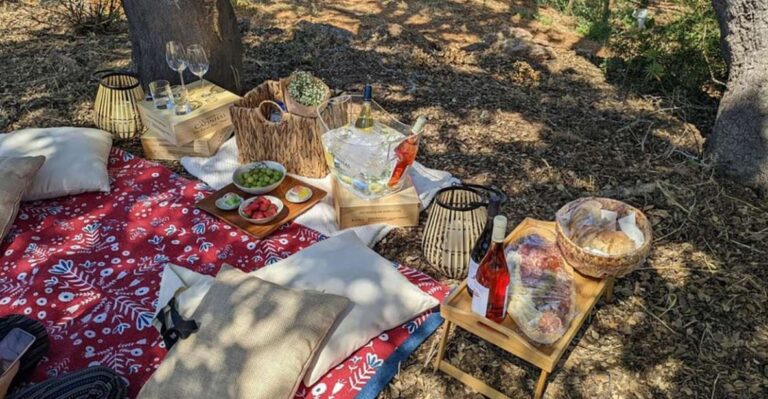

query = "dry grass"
2;1;768;398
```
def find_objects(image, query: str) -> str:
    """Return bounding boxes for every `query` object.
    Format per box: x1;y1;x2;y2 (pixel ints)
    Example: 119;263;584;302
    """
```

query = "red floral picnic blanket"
0;149;449;398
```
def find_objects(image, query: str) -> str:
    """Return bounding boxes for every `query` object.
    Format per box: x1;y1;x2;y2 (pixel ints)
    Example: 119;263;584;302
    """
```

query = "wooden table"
433;219;614;399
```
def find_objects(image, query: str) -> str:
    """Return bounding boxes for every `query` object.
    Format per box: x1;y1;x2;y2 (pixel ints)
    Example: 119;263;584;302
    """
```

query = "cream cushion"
0;128;112;200
152;231;440;386
0;156;45;241
252;230;440;385
138;265;350;399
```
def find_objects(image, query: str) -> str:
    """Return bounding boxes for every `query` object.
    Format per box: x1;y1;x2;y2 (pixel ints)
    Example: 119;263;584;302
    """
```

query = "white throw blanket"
181;138;458;246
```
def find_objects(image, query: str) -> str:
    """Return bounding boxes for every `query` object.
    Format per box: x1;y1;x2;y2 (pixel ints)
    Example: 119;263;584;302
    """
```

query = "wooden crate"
141;126;232;161
433;218;614;399
332;177;420;229
137;80;241;145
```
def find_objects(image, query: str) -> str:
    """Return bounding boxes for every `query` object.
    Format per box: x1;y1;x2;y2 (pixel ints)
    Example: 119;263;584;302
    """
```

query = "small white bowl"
285;185;313;204
232;161;287;195
215;193;243;211
238;195;284;225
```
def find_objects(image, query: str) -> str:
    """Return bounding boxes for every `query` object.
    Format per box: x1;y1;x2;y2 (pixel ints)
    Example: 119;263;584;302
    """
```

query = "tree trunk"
708;0;768;193
120;0;243;94
601;0;611;22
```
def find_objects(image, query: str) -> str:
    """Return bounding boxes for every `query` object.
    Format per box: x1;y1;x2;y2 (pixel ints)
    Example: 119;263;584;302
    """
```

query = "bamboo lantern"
92;70;144;139
422;185;488;280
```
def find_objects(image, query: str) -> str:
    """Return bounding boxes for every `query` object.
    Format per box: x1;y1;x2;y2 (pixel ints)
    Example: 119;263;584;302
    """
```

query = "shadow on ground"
2;1;766;397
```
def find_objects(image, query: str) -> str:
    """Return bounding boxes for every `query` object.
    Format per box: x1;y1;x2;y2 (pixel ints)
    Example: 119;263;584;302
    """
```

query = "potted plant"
283;71;331;118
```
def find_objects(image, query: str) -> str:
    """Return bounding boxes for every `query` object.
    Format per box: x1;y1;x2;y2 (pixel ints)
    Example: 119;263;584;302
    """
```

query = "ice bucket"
318;94;422;200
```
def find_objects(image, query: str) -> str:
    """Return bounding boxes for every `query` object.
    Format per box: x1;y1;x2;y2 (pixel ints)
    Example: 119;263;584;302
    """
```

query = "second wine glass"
186;44;211;98
165;40;190;114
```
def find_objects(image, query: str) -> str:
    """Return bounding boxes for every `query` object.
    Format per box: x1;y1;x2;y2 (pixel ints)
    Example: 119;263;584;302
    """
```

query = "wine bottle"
354;84;374;131
467;192;502;296
471;215;510;323
388;116;426;187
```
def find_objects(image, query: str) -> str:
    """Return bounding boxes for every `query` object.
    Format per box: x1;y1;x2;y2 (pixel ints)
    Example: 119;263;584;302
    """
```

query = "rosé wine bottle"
388;116;426;188
467;191;502;296
471;215;510;323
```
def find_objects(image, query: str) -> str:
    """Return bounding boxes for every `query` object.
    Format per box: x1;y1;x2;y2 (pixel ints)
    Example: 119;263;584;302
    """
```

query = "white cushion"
0;127;112;200
252;230;439;385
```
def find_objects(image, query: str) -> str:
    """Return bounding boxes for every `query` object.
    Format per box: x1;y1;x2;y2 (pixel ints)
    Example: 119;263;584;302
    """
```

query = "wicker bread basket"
555;197;652;278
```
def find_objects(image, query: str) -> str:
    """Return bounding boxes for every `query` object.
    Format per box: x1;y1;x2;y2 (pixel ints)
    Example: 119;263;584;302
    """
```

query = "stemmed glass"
186;44;211;98
165;41;190;114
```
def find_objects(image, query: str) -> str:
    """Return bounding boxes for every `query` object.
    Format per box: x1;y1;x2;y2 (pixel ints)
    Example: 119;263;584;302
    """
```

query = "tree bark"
708;0;768;193
601;0;611;23
120;0;243;94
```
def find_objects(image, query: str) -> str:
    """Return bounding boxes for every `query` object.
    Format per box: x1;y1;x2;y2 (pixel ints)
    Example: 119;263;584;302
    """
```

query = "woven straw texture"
230;80;346;178
93;73;144;139
555;197;652;278
422;188;487;279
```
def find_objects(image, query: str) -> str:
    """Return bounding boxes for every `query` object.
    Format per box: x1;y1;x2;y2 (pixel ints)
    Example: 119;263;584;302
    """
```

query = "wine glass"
186;44;211;98
165;41;190;114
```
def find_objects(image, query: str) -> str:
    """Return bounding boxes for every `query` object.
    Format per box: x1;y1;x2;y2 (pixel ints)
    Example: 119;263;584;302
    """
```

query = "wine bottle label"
467;259;479;292
471;283;490;316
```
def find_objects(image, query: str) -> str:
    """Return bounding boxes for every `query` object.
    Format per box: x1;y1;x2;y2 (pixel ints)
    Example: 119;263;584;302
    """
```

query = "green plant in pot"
284;71;330;118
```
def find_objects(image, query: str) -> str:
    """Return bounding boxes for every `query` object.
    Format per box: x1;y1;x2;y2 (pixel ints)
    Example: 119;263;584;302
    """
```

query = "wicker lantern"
92;69;144;139
422;185;488;280
423;184;508;280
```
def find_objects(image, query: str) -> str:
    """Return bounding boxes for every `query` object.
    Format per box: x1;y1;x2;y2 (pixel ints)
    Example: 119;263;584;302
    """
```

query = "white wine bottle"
354;84;374;131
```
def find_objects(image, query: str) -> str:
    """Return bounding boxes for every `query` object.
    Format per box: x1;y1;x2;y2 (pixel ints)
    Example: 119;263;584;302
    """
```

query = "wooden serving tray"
196;175;327;239
434;218;613;399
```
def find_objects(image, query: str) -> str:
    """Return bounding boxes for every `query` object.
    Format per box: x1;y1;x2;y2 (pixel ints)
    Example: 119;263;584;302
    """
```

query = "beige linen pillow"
0;156;45;241
0;127;112;201
252;230;440;386
138;265;350;399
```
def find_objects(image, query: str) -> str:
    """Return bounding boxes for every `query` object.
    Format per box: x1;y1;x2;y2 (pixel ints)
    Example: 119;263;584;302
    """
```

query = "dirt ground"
2;1;767;398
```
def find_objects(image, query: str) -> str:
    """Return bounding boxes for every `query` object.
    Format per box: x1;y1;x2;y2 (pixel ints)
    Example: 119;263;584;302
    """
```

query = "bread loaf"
582;230;636;255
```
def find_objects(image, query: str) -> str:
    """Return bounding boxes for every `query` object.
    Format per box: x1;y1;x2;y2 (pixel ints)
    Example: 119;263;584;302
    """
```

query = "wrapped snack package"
506;234;577;345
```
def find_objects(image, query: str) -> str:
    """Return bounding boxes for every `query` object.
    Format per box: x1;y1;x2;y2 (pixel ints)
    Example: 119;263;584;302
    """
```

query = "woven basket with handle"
422;186;487;279
230;79;345;178
555;197;653;278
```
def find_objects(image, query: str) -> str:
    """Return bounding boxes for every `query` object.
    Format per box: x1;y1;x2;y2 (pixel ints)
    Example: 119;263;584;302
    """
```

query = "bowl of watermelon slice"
238;195;284;224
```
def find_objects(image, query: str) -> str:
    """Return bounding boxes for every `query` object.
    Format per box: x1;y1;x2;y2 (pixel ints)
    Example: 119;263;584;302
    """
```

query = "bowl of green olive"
232;161;286;195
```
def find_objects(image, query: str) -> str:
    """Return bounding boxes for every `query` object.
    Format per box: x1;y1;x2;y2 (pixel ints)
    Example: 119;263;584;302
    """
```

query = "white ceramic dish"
285;185;313;204
232;161;287;195
215;193;243;211
238;195;284;225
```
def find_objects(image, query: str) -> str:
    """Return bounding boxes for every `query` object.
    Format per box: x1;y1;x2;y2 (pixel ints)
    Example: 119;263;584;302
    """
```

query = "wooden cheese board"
196;175;327;239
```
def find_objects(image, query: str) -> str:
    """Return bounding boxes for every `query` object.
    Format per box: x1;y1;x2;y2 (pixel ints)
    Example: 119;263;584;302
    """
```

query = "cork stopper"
491;215;508;242
411;116;427;134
